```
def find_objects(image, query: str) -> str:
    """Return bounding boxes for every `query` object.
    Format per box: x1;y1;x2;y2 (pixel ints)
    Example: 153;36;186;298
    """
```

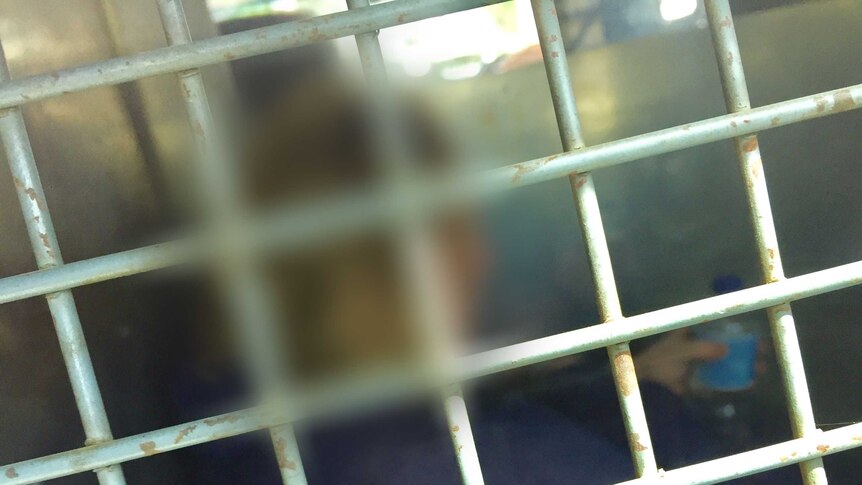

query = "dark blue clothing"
170;367;632;484
169;364;797;484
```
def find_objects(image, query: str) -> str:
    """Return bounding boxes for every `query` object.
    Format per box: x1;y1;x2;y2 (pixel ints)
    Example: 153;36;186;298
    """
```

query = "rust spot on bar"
174;424;197;444
613;351;634;396
310;27;324;42
832;89;855;112
223;53;236;61
779;455;788;462
549;34;558;43
273;437;297;470
719;17;732;28
742;138;758;153
730;121;738;128
551;52;559;58
397;13;406;23
726;52;733;63
39;232;51;249
630;433;648;452
140;441;157;456
551;7;557;16
771;116;781;126
768;249;775;259
511;161;540;183
5;467;18;478
574;176;588;189
51;72;60;81
816;444;830;453
204;415;239;427
451;425;460;433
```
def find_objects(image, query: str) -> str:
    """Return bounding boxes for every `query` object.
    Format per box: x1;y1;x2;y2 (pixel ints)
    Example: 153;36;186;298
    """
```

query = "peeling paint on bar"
531;0;656;476
0;84;858;306
616;423;862;485
704;2;825;483
2;262;861;484
0;0;506;110
0;37;127;485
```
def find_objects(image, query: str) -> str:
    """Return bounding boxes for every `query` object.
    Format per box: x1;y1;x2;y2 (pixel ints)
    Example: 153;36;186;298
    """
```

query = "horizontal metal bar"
0;408;275;485
458;259;862;379
488;84;861;189
0;0;505;110
0;84;858;305
0;241;192;304
616;423;862;485
3;260;860;484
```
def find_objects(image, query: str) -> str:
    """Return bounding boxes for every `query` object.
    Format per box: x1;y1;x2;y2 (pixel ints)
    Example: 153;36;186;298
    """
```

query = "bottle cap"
712;275;743;294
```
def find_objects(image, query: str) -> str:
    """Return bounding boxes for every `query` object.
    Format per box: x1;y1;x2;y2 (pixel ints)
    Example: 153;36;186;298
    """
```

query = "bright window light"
660;0;698;22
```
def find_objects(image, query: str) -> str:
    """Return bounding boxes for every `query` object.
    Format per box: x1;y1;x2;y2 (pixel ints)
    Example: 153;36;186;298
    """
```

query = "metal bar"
3;260;862;484
704;2;825;483
0;0;506;110
345;0;485;481
616;423;862;485
0;41;127;485
0;84;857;305
155;1;307;483
531;0;656;474
0;408;276;485
458;259;862;380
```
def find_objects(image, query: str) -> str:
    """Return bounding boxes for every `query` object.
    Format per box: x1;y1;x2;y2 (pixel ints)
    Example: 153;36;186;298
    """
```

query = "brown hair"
237;78;451;381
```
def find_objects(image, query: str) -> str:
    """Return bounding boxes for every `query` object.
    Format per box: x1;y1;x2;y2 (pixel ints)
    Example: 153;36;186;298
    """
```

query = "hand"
635;329;728;396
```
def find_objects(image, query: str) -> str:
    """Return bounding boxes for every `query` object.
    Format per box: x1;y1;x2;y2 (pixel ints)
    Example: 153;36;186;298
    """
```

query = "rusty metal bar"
155;1;306;483
3;259;862;484
457;260;862;380
0;0;507;110
704;1;826;483
530;0;656;475
345;0;485;481
616;423;862;485
0;40;127;485
0;83;857;306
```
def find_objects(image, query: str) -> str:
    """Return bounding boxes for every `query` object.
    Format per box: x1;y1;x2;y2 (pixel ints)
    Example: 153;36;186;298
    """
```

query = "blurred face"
298;212;490;378
435;213;491;344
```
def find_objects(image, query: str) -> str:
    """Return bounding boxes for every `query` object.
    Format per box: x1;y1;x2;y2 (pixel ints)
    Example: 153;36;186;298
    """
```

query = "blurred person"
165;12;787;485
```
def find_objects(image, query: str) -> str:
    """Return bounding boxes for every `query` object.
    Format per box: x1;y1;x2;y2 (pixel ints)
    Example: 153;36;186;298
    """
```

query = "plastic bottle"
693;275;760;451
695;275;759;391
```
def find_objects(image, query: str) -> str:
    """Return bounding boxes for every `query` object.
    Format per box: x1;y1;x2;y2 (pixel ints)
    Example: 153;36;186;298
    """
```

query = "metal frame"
0;0;859;484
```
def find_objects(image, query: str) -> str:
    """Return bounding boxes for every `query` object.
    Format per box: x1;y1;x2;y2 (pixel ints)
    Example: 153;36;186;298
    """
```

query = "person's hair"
183;74;452;381
218;14;336;118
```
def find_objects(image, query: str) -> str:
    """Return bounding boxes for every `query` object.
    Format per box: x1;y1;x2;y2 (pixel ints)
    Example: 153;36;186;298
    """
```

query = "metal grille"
0;0;860;484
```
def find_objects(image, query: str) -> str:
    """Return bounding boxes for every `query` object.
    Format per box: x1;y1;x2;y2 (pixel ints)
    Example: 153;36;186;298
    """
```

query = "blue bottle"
695;276;759;391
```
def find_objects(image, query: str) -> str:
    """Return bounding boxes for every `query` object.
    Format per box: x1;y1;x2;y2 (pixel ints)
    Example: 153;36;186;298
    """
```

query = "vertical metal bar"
704;2;826;484
0;42;127;485
155;1;307;484
345;1;485;483
530;0;657;476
